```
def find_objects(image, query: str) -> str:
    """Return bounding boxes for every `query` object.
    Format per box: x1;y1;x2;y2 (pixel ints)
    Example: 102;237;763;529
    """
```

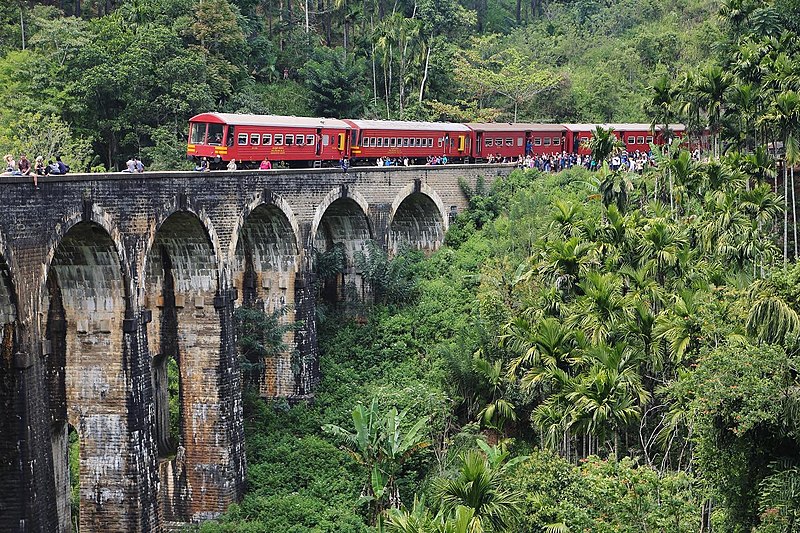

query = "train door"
572;132;579;153
476;132;483;157
315;128;322;157
524;132;532;156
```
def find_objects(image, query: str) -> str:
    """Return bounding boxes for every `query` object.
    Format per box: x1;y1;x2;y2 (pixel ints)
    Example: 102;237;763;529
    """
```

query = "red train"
187;113;685;168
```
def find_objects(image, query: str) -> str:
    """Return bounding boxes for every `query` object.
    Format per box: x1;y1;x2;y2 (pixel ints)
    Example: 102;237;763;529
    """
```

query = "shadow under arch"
387;183;448;254
43;220;135;531
311;187;374;304
143;209;241;523
232;200;301;398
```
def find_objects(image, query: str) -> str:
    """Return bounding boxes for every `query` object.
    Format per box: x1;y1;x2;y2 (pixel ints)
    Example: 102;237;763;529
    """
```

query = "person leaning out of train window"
259;157;272;170
227;158;237;171
195;157;210;172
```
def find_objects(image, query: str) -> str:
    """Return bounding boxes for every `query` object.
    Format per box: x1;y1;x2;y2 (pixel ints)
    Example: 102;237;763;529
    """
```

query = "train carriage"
466;123;568;160
563;123;687;155
343;119;472;164
187;113;351;167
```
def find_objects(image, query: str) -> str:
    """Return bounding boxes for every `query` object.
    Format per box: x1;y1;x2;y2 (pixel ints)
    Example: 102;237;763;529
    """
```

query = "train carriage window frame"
384;137;390;147
403;138;409;147
285;134;294;146
646;136;654;144
322;134;330;146
208;123;224;145
238;133;248;145
274;134;284;146
627;136;635;144
262;134;272;145
534;137;542;146
505;138;513;147
390;138;396;147
397;138;403;147
191;123;207;144
307;134;315;146
296;135;304;146
428;138;433;147
517;138;523;147
637;136;645;145
250;133;260;146
438;138;443;148
544;137;551;146
377;138;383;147
553;137;561;146
485;138;493;147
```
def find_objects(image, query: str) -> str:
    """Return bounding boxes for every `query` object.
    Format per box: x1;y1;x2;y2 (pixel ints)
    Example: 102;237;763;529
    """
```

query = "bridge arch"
388;183;448;254
311;186;373;303
230;195;300;398
143;209;240;523
42;220;135;531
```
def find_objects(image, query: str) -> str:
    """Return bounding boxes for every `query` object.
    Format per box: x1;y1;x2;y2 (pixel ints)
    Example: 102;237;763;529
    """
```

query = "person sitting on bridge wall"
227;158;237;171
18;155;30;177
195;157;210;172
259;157;272;170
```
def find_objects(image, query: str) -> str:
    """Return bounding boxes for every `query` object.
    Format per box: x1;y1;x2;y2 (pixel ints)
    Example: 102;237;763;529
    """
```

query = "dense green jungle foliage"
197;157;800;532
0;0;717;170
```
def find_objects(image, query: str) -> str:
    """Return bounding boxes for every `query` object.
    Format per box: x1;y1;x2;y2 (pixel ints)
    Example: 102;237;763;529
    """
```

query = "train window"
534;138;542;146
322;135;330;146
646;136;653;144
637;136;645;144
384;138;390;147
397;138;402;146
553;137;560;146
627;136;635;144
190;123;207;144
377;138;383;147
517;138;523;147
505;138;513;146
438;138;443;147
250;133;260;145
262;134;272;145
544;137;551;146
428;138;433;147
285;135;294;146
485;138;493;147
307;135;315;145
403;138;409;147
208;124;223;144
296;135;304;146
416;138;422;147
238;133;248;145
274;134;284;145
390;138;396;147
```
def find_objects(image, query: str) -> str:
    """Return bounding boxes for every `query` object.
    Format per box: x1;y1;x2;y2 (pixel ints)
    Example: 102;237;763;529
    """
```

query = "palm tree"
504;316;580;390
472;355;517;435
586;126;623;166
435;449;524;532
566;343;649;459
653;289;704;364
538;236;596;295
696;65;732;158
568;271;629;345
639;219;687;285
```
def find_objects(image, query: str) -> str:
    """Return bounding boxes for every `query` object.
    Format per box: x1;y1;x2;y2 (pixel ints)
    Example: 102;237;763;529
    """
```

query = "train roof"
343;119;471;132
189;113;351;129
465;122;566;132
562;123;685;132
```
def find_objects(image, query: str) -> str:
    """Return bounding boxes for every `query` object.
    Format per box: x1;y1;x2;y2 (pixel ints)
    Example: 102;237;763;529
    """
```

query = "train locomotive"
187;112;684;168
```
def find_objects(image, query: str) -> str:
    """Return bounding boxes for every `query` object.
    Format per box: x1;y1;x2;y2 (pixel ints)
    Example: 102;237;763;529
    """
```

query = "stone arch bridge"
0;164;510;532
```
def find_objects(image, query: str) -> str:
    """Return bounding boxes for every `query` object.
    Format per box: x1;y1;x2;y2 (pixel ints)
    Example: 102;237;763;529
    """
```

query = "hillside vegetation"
0;0;715;170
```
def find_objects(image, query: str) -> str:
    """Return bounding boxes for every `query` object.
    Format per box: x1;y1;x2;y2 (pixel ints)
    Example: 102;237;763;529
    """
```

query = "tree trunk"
372;39;378;108
419;36;431;103
785;157;789;267
793;166;797;259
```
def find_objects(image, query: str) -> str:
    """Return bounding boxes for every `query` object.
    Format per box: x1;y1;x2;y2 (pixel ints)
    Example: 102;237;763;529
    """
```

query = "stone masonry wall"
0;163;512;531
